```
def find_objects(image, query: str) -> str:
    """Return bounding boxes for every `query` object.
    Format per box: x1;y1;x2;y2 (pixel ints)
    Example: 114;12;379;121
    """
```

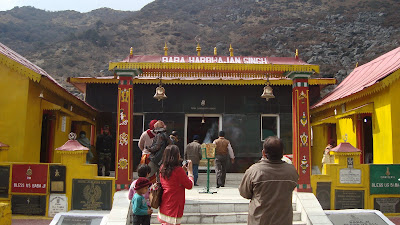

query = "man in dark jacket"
147;120;171;181
239;136;299;225
96;125;113;176
184;135;203;186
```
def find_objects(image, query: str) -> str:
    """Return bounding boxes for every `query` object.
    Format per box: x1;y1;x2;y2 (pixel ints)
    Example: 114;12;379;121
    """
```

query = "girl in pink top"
157;145;194;225
128;164;151;202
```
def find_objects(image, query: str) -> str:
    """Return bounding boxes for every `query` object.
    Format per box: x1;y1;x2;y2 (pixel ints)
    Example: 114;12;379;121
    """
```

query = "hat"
171;131;178;136
134;177;151;190
193;135;200;141
149;120;157;130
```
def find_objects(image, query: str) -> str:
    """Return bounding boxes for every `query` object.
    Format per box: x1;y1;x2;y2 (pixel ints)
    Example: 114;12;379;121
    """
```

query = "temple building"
0;42;97;163
69;44;335;190
310;46;400;168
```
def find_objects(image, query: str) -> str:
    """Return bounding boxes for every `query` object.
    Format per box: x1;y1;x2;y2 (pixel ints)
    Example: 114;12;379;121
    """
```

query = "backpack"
149;182;163;209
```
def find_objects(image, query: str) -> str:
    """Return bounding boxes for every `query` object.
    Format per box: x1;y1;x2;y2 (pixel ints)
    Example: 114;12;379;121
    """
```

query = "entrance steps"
148;173;304;225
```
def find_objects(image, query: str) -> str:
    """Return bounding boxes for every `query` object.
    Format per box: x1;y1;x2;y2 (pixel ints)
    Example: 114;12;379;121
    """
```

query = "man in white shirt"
138;119;157;165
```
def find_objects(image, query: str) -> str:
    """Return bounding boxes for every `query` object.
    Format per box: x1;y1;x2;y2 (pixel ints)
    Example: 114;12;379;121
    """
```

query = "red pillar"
291;76;312;192
115;74;134;190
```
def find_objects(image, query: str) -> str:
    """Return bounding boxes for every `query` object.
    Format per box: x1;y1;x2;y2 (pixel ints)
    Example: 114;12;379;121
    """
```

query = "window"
261;114;280;141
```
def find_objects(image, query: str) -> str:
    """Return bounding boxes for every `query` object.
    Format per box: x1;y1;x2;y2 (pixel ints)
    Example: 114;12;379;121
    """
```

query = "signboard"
370;164;400;194
11;195;46;215
11;164;48;194
316;182;331;210
71;179;112;210
374;198;400;213
49;165;66;193
48;194;68;217
326;212;389;225
0;165;10;198
335;190;364;209
339;168;361;184
55;215;104;225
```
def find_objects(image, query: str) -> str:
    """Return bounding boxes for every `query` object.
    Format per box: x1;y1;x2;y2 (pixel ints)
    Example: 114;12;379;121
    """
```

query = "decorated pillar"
289;73;312;192
115;70;135;190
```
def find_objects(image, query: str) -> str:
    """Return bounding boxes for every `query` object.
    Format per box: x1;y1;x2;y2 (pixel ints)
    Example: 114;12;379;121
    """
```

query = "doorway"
362;116;373;163
185;114;222;148
40;111;55;163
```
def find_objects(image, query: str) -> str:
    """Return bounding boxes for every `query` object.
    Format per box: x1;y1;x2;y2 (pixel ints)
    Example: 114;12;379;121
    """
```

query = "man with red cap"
138;120;157;165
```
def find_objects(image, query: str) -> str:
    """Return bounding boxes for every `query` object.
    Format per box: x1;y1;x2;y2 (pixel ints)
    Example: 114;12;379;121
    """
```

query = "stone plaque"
11;164;48;194
316;182;331;210
0;166;10;198
335;190;364;209
49;165;66;193
71;179;112;210
48;194;68;217
340;168;361;184
374;198;400;213
326;211;390;225
11;195;46;215
56;215;104;225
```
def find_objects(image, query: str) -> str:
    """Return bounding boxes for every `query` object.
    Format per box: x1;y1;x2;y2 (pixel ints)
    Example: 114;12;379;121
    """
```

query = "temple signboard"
370;165;400;194
11;164;48;194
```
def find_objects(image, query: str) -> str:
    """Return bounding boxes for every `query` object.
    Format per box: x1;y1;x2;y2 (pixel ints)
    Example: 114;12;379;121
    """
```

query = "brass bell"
153;85;167;101
261;84;275;101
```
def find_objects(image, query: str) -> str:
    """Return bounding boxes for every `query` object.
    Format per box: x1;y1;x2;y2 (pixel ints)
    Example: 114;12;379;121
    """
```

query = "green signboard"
370;165;400;194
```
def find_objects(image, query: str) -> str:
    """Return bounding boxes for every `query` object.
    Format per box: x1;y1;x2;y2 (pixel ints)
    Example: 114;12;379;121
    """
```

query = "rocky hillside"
0;0;399;96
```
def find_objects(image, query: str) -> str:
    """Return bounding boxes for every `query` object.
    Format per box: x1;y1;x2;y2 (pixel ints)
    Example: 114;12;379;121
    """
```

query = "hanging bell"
153;85;167;101
201;117;205;124
261;84;275;101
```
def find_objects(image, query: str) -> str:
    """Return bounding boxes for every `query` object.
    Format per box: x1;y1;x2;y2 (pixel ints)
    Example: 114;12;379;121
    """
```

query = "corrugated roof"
313;46;400;108
0;42;97;112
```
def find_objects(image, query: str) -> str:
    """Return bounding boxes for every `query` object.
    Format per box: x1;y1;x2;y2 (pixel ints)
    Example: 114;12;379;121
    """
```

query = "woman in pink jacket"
157;145;194;225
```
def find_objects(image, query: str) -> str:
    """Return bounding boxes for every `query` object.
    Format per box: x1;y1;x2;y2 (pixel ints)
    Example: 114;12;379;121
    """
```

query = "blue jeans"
193;164;199;185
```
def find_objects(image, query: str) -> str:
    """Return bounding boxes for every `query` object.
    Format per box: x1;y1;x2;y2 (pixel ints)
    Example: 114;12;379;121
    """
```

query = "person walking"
213;131;235;188
138;119;158;165
239;136;299;225
96;125;113;176
131;177;153;225
184;135;203;186
147;120;171;182
157;145;194;225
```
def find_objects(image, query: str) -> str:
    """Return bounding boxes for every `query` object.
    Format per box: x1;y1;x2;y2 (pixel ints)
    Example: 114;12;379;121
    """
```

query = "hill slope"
0;0;399;95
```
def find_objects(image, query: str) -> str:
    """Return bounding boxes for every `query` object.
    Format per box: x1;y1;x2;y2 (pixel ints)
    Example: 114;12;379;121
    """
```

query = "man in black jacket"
96;125;113;176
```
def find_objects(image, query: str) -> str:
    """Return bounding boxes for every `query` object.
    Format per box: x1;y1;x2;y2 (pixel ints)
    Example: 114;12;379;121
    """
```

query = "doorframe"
184;114;222;150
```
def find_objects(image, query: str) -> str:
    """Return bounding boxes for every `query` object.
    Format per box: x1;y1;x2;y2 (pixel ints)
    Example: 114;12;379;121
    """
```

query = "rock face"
0;1;399;96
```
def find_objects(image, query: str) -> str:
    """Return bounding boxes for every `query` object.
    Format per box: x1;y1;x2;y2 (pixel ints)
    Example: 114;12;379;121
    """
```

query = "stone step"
152;202;297;214
172;222;307;225
150;210;302;224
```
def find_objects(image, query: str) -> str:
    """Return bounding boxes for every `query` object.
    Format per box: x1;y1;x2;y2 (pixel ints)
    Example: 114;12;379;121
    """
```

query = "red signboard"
11;164;48;194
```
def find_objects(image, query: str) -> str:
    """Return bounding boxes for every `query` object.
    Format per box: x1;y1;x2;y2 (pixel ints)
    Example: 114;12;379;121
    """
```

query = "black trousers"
215;154;229;187
98;152;111;176
133;215;150;225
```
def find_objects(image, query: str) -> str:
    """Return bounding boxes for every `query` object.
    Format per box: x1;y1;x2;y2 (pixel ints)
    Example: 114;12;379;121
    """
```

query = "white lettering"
161;57;168;62
188;57;195;63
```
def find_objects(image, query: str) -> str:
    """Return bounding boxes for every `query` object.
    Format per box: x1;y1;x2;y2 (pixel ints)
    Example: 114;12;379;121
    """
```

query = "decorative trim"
0;53;42;82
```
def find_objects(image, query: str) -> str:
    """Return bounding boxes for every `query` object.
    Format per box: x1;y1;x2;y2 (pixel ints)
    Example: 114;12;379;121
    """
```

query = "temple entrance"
40;111;55;163
362;115;373;164
185;115;222;148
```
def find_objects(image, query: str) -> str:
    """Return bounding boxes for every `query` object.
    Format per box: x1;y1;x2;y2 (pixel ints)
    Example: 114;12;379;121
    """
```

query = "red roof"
0;42;97;111
312;46;400;108
331;142;361;153
55;140;89;151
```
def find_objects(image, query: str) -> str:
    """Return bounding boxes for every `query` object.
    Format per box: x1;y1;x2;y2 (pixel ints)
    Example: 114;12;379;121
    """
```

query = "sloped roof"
312;46;400;108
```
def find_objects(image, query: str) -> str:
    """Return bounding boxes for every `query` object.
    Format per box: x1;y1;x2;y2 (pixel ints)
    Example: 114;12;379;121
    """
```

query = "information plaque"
335;189;364;210
0;166;10;198
11;195;46;215
316;182;331;210
49;165;66;193
374;198;400;213
71;179;112;210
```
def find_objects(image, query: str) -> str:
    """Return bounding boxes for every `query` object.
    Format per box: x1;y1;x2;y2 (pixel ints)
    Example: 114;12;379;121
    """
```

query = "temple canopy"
69;53;335;93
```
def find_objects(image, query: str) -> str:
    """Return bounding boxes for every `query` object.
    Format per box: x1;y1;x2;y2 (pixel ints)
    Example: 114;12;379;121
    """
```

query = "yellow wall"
0;64;31;162
52;112;72;163
337;117;357;145
372;87;393;163
311;124;328;171
390;78;400;163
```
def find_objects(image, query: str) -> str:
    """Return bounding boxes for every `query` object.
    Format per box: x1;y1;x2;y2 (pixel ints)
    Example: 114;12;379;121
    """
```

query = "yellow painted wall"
390;78;400;163
0;64;31;162
311;124;328;171
52;112;72;163
371;87;393;163
336;117;357;145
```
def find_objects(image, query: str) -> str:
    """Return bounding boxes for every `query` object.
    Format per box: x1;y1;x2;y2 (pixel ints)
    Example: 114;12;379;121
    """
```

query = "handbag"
149;182;163;209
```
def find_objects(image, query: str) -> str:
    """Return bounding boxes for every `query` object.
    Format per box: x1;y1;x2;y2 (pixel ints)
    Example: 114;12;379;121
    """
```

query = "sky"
0;0;155;12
